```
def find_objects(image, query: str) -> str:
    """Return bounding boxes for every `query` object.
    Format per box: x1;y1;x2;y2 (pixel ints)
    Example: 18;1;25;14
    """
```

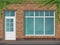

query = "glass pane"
24;10;30;16
35;18;44;34
25;18;34;34
50;11;54;16
6;27;9;32
10;11;15;16
6;19;10;22
10;23;13;26
6;23;9;26
45;11;49;16
35;10;40;16
4;11;9;16
45;18;54;34
9;27;13;31
40;11;44;16
30;11;34;16
9;19;13;22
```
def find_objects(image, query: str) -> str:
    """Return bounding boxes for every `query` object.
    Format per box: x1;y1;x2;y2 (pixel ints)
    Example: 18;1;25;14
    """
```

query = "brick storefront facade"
0;4;60;40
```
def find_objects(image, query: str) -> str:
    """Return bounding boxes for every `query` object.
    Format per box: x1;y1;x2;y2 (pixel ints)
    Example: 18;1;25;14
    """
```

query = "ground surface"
0;40;60;45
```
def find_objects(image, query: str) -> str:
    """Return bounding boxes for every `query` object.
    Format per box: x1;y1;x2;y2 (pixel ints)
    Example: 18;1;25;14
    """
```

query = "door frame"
4;12;16;40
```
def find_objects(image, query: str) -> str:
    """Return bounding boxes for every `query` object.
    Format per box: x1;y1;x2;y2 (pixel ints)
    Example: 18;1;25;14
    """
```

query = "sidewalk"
0;40;60;45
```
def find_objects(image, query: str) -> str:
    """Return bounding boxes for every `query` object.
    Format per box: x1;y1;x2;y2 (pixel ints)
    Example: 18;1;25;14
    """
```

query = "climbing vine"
43;0;60;23
0;0;60;23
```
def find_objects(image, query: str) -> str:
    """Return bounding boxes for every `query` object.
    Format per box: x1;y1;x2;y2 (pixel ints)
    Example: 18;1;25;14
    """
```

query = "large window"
24;10;55;36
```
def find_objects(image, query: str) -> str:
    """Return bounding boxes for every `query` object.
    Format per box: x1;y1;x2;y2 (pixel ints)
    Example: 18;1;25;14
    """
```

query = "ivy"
0;0;25;18
43;0;60;24
0;0;60;24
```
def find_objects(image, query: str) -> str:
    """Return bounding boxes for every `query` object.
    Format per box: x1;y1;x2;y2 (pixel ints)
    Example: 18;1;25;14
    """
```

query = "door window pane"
10;23;13;26
6;26;9;32
6;19;14;32
9;19;13;22
10;27;13;31
6;19;10;22
6;23;9;26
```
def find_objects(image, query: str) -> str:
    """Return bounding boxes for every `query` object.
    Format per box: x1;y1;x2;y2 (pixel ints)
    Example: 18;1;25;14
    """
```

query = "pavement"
0;40;60;45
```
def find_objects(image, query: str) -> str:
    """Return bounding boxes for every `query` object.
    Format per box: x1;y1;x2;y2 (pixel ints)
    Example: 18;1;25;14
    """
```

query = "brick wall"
1;4;60;40
0;12;4;40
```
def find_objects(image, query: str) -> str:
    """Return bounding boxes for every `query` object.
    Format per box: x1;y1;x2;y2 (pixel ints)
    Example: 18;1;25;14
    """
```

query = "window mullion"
54;11;55;36
8;12;10;32
44;11;45;36
8;19;10;32
26;18;27;35
34;11;35;36
9;12;10;16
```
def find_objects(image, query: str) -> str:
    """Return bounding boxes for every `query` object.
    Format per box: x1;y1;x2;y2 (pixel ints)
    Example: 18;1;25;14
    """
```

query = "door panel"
5;17;16;40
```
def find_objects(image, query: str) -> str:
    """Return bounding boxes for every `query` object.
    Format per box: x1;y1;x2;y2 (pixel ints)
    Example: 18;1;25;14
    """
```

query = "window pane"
9;19;13;22
45;18;54;34
24;11;30;16
10;23;13;26
25;18;34;34
4;11;9;16
9;27;13;31
45;11;49;16
35;18;44;34
30;11;34;16
6;26;9;32
6;23;9;26
40;11;44;16
35;10;40;16
6;19;10;22
50;11;54;16
10;11;15;16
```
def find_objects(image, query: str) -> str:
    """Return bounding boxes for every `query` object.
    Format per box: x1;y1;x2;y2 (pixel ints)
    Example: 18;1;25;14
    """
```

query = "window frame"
25;10;55;36
5;10;16;32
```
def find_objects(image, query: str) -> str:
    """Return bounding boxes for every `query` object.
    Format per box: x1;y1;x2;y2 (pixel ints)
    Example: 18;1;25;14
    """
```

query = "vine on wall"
0;0;60;23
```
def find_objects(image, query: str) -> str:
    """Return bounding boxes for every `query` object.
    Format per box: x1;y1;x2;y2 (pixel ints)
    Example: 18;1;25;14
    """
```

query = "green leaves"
0;0;25;18
44;0;60;23
0;0;59;21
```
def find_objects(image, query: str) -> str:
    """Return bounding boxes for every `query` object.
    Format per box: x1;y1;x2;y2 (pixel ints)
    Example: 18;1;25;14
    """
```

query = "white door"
5;17;16;40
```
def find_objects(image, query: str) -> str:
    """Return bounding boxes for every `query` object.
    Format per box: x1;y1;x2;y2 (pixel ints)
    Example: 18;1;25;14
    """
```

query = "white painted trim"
54;11;55;36
44;11;45;35
34;11;35;36
25;11;55;36
26;18;27;35
25;34;55;36
25;16;54;18
15;12;16;40
5;11;16;40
